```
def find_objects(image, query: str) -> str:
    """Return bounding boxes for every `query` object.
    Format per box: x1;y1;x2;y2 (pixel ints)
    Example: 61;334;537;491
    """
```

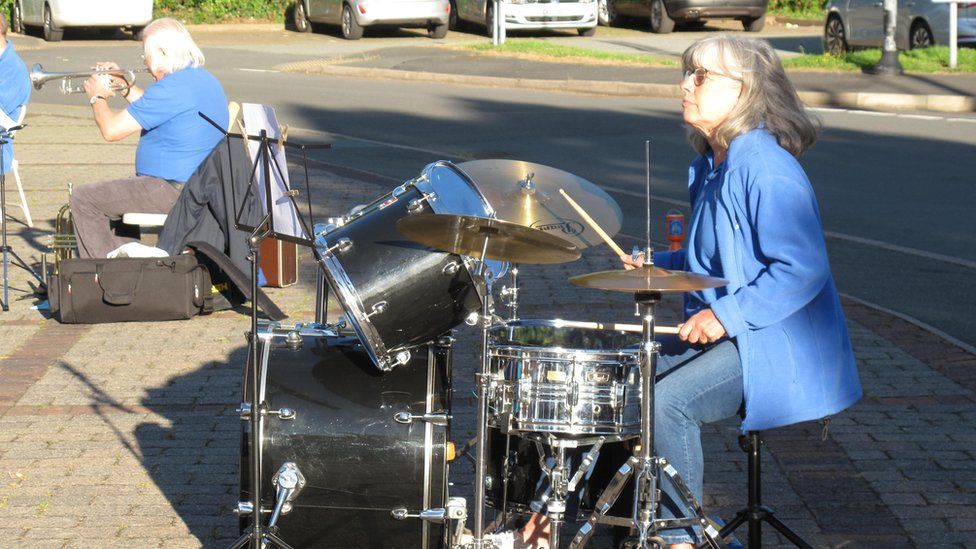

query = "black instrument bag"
49;252;213;324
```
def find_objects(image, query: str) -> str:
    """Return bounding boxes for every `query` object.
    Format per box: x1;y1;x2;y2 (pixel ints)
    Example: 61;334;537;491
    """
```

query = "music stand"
199;113;330;549
0;125;45;312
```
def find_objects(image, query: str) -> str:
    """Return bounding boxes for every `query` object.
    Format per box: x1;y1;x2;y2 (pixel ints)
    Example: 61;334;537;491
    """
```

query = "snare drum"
488;319;642;436
316;161;507;371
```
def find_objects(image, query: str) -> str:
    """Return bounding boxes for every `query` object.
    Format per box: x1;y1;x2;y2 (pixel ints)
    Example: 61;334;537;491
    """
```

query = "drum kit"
235;158;730;549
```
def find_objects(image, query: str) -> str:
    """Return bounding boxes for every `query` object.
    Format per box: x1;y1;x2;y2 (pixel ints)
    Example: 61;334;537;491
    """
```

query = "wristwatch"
89;95;107;105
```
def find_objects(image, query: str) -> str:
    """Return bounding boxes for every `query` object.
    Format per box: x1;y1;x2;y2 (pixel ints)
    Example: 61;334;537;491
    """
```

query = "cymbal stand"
0;128;44;311
499;264;519;322
471;234;497;549
569;292;725;549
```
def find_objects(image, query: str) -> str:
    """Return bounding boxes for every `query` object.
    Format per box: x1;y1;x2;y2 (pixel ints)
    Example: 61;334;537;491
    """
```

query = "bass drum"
240;323;452;548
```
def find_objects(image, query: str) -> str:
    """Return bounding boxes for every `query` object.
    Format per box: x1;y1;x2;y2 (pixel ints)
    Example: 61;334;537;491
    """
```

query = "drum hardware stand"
568;292;725;549
528;434;605;549
471;263;497;549
0;127;45;311
499;264;519;322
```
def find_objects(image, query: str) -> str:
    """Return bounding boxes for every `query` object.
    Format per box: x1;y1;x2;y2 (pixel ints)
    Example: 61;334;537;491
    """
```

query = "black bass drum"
240;323;452;548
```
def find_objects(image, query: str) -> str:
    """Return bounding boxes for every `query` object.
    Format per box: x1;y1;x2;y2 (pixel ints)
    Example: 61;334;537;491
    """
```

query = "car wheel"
578;26;597;36
12;2;25;34
909;20;934;49
742;14;765;32
43;4;63;42
485;1;495;36
341;4;364;40
449;0;463;30
823;14;848;55
130;26;144;40
429;22;449;38
599;0;619;26
649;0;674;34
294;1;313;33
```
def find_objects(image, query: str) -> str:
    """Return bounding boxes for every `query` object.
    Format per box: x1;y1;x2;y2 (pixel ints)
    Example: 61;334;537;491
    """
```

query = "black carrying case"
49;253;213;324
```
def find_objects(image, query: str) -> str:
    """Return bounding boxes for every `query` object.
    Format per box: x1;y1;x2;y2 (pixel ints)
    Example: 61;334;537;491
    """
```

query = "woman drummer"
619;34;863;548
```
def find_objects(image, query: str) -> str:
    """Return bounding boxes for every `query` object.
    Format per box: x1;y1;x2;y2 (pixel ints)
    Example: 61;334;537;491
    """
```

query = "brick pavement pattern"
0;105;973;548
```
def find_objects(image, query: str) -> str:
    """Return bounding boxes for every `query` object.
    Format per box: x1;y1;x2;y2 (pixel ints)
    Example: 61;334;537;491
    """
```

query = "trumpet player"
72;17;228;258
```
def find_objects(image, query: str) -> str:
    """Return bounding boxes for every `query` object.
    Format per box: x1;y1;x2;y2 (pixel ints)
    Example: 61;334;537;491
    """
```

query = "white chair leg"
11;159;32;228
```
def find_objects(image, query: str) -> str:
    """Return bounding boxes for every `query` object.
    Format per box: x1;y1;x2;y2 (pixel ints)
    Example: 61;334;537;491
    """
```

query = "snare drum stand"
532;435;605;549
569;292;725;549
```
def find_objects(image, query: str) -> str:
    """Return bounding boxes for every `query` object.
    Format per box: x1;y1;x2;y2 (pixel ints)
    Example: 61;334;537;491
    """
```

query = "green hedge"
767;0;828;19
154;0;291;23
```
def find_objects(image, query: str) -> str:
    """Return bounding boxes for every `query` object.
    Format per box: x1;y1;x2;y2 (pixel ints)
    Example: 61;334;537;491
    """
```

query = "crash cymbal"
457;159;622;250
396;214;582;265
569;266;728;293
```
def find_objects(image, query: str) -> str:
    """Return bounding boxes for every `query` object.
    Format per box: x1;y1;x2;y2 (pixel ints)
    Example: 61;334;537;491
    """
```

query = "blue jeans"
654;336;743;545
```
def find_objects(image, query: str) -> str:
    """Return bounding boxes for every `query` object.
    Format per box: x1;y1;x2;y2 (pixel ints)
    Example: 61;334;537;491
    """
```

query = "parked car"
824;0;976;53
12;0;153;42
452;0;599;37
293;0;450;40
600;0;766;33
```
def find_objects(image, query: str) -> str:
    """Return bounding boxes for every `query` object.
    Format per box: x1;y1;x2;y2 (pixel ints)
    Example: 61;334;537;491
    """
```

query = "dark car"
603;0;767;33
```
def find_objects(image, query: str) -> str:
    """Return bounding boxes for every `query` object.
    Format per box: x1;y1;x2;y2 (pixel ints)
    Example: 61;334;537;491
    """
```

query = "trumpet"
29;63;148;95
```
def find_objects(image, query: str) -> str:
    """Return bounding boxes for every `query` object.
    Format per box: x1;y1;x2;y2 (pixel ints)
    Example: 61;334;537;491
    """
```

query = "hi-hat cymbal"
396;214;582;265
569;266;728;293
457;159;622;249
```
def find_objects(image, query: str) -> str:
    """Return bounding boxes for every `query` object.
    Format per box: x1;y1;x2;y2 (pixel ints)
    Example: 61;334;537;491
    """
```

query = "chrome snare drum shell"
488;319;642;436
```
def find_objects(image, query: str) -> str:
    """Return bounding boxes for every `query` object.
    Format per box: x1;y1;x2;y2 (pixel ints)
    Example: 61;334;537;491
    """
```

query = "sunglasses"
683;67;741;87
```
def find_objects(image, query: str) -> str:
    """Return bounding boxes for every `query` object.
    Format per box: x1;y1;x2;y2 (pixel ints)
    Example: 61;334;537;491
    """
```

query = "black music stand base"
716;432;813;549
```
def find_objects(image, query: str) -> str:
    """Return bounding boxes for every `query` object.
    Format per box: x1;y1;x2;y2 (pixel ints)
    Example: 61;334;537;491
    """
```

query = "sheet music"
241;103;305;240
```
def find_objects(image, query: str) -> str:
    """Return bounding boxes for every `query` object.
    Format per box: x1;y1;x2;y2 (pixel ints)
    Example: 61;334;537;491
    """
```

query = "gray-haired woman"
621;35;861;548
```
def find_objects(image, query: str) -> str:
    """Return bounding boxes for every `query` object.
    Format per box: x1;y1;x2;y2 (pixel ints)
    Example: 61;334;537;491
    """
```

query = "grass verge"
783;46;976;72
464;40;974;74
462;40;678;67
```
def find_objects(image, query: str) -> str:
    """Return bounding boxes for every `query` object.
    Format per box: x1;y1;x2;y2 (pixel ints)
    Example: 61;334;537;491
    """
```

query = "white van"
452;0;599;36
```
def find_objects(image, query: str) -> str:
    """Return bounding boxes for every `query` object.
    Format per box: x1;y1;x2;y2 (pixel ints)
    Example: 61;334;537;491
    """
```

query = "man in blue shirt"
0;14;31;175
71;18;228;258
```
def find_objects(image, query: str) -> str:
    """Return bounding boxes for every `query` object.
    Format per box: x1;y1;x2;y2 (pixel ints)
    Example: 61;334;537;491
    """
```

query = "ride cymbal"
396;214;582;265
569;266;728;293
457;159;622;249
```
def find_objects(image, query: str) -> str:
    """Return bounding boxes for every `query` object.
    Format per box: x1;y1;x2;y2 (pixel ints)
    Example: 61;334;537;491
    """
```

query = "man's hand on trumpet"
83;62;117;102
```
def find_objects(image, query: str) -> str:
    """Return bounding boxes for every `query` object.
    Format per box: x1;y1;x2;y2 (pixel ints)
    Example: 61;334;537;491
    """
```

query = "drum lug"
323;237;353;256
365;300;388;319
442;260;461;276
237;403;251;420
269;407;296;421
407;193;436;214
394;411;450;427
390;507;447;523
285;330;302;349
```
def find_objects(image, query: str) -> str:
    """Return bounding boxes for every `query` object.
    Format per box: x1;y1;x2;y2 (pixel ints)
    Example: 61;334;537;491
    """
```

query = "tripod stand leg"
657;460;726;549
764;514;814;549
569;455;639;549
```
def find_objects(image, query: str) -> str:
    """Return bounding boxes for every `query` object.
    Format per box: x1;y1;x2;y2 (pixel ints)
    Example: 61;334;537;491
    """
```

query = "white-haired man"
72;18;228;258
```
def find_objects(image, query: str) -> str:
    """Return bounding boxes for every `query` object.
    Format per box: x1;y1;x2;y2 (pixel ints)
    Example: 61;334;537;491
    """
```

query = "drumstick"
227;101;241;131
558;188;627;257
571;320;679;335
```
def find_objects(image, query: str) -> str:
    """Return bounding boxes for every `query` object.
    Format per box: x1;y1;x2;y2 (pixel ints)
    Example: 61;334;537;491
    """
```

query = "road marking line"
291;126;466;159
237;68;279;73
840;293;976;355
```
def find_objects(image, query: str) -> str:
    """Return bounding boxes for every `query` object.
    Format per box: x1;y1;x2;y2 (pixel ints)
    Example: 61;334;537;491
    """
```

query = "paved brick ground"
0;105;973;548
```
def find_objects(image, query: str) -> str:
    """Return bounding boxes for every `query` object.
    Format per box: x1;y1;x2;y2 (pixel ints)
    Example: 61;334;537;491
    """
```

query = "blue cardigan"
656;129;862;431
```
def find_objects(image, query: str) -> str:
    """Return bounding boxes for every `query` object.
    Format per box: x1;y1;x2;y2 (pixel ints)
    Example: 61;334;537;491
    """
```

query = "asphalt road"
16;25;976;348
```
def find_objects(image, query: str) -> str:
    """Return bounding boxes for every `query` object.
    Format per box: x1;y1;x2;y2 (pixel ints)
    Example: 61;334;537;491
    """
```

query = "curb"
278;61;975;113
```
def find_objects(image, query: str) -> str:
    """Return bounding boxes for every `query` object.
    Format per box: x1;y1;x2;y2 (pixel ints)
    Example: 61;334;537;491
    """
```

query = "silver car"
293;0;451;40
452;0;599;36
824;0;976;53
